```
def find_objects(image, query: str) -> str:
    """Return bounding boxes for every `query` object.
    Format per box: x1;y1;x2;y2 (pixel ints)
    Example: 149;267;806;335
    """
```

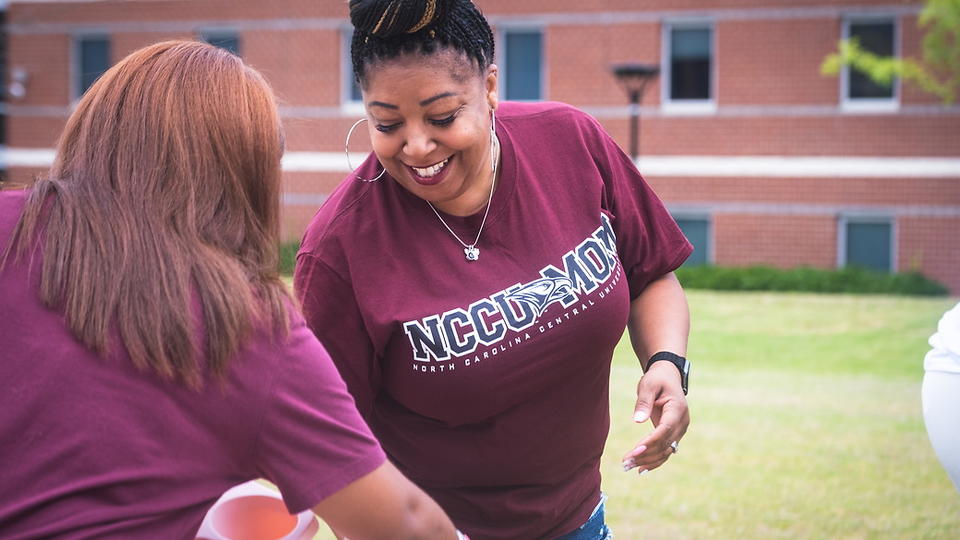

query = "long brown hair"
3;40;289;386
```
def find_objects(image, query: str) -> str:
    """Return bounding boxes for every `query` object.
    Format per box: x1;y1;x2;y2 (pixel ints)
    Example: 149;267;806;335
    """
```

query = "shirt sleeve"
293;251;381;418
253;315;386;513
585;114;693;298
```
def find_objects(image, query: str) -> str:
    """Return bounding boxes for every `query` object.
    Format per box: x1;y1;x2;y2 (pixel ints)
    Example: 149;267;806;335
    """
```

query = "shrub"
675;265;949;296
278;241;299;276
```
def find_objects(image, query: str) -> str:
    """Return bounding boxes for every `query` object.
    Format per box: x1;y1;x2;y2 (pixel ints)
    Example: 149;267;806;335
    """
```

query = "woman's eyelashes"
374;109;462;133
430;112;458;127
432;106;465;127
375;122;401;133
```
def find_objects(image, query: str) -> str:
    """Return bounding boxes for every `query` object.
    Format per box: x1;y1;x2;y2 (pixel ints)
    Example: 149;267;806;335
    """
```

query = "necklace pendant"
464;246;480;261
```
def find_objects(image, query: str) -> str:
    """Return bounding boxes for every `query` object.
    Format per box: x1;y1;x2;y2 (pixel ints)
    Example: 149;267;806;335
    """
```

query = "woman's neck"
431;134;501;217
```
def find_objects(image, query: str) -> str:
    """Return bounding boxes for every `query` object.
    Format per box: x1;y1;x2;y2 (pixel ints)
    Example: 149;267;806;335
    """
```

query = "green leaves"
821;0;960;104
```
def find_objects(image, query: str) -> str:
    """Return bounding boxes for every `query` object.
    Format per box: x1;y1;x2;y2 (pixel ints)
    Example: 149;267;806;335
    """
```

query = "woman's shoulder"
498;101;607;147
498;100;595;125
0;188;30;237
926;302;960;373
935;303;960;354
298;173;373;257
0;187;29;211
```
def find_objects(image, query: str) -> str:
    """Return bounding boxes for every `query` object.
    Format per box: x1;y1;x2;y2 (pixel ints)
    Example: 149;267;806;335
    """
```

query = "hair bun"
350;0;449;38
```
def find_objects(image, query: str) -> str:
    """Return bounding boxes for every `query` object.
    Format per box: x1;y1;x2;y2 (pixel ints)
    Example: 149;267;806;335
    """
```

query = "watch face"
680;359;689;394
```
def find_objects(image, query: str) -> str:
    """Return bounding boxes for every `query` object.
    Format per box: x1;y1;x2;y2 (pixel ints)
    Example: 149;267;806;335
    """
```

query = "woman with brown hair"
0;41;459;539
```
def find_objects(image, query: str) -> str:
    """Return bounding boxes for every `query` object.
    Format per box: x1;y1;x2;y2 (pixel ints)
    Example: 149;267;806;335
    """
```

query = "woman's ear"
485;63;499;110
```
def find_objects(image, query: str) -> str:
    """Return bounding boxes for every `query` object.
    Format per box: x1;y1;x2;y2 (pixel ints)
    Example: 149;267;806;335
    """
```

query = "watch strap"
647;351;689;395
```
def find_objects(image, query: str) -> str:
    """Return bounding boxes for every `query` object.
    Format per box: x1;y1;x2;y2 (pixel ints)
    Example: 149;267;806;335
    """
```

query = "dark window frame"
200;29;241;57
662;20;715;111
342;28;364;107
838;215;896;273
499;26;544;102
0;10;7;146
672;213;713;267
72;34;111;100
841;15;899;109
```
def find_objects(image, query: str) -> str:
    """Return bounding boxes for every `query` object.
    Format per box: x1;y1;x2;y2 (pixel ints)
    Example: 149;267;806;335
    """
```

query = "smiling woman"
361;51;499;217
294;1;696;539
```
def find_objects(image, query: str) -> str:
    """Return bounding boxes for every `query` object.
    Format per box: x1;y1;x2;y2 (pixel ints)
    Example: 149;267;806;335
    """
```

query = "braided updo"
349;0;495;86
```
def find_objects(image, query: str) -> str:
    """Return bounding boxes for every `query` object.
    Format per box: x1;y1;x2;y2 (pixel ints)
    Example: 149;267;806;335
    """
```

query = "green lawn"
602;291;959;539
305;290;959;539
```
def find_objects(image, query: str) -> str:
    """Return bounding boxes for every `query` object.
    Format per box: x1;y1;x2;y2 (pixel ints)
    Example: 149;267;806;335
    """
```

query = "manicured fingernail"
634;410;649;422
638;469;648;476
621;460;635;472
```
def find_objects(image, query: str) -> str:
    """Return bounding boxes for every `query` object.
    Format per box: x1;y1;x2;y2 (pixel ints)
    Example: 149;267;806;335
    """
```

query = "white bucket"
195;481;319;540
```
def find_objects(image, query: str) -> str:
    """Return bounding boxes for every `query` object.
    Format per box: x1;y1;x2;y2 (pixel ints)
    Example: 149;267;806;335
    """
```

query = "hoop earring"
345;118;386;182
489;109;497;173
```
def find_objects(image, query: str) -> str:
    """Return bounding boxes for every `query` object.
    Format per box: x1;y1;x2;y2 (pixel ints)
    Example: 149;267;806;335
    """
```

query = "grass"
602;291;959;539
301;290;959;539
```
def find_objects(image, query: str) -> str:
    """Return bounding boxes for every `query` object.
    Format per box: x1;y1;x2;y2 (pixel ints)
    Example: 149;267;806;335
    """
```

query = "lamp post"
611;63;659;162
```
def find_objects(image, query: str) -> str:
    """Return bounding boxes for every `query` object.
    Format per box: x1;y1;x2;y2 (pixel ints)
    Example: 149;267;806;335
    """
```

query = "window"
501;29;543;101
201;31;241;56
343;29;363;105
842;17;897;106
664;23;713;105
840;217;894;272
0;10;7;145
674;216;711;266
75;35;110;98
348;75;363;103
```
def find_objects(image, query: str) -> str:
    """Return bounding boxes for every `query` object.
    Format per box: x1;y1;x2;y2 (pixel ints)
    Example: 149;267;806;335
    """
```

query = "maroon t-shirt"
0;189;385;539
295;101;692;540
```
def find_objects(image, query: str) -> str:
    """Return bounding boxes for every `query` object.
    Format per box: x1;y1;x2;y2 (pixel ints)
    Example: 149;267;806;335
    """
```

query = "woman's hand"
621;271;690;474
621;361;689;474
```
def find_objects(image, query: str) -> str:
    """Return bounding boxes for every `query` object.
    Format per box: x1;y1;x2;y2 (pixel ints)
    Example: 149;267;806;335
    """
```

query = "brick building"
1;0;958;292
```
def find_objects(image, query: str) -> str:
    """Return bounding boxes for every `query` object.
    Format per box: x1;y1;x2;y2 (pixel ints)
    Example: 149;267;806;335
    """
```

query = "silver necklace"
427;133;500;262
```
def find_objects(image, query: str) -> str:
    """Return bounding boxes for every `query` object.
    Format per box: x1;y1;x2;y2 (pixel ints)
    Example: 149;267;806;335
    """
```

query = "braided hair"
349;0;495;86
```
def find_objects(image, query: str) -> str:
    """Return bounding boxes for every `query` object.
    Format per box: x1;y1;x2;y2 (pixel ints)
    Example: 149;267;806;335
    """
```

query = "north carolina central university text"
403;214;622;366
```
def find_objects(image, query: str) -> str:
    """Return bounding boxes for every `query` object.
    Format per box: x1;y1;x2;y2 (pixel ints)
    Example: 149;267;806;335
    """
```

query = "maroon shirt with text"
0;189;385;539
295;101;691;540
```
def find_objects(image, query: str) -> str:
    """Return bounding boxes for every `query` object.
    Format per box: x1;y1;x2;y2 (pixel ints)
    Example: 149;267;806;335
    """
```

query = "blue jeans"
553;495;612;540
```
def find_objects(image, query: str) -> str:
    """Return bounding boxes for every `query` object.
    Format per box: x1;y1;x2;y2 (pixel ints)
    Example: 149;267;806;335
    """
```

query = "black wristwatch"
647;351;689;395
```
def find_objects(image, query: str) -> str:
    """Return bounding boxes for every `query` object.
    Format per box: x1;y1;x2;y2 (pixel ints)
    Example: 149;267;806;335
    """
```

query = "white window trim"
661;18;717;115
341;26;364;113
70;32;109;102
496;24;546;102
671;211;714;265
840;14;900;113
836;213;897;271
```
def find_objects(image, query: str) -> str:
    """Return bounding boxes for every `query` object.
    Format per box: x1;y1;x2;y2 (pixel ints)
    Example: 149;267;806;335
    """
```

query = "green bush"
277;243;948;295
675;265;949;296
278;241;299;276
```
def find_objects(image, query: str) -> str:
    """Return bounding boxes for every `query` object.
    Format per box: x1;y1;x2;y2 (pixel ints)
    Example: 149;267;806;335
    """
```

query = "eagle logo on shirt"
403;214;621;363
503;277;575;317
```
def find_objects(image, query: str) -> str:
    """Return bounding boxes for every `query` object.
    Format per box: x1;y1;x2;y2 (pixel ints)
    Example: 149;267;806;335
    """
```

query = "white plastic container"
196;481;320;540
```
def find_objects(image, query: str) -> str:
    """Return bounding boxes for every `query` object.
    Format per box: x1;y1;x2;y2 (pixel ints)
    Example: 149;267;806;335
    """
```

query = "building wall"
2;0;958;293
899;218;960;291
713;214;838;269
